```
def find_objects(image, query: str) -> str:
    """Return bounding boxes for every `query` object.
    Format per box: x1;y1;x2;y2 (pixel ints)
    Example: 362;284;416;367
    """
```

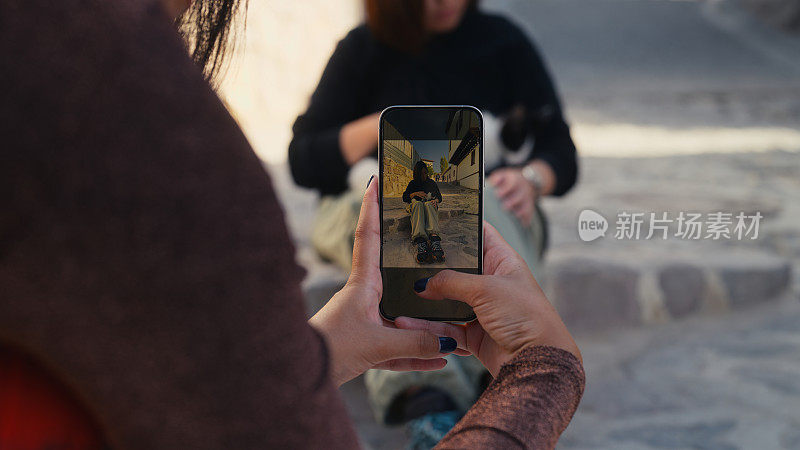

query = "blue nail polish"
413;277;429;293
366;175;375;189
439;337;457;353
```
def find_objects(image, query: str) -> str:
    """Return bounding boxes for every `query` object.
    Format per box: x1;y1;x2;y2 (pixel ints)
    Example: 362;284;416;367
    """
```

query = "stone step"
542;245;793;333
300;244;793;334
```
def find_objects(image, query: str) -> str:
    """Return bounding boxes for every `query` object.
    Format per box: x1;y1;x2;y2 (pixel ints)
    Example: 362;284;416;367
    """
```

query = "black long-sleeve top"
289;9;578;197
402;178;443;204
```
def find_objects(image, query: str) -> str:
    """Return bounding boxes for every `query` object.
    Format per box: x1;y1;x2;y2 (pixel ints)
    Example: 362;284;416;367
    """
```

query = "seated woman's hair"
365;0;478;53
413;160;429;182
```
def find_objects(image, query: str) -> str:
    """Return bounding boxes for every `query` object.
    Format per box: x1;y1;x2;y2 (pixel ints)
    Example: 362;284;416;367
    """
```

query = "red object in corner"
0;347;103;450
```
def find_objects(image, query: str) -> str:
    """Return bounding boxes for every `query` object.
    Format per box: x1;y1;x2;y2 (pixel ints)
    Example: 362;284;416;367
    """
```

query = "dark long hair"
413;160;428;182
365;0;478;54
176;0;246;85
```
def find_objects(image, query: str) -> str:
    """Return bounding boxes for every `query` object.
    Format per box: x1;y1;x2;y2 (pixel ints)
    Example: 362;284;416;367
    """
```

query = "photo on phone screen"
379;106;483;322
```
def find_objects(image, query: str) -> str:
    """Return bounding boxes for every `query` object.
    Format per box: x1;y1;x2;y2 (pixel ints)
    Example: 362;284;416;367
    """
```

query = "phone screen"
379;106;483;322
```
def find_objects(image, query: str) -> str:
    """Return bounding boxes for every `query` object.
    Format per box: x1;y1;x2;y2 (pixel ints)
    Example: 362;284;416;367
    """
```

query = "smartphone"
379;105;483;322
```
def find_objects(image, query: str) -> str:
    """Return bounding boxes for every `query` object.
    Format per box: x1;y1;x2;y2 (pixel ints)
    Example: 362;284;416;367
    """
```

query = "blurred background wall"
217;0;800;164
217;0;362;165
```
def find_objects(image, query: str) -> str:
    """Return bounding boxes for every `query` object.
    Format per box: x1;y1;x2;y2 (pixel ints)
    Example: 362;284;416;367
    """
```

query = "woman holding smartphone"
289;0;579;439
0;0;583;448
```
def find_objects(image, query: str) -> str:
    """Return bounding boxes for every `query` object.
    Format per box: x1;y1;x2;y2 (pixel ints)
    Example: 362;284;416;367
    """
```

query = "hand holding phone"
395;222;582;377
379;106;484;322
308;179;467;386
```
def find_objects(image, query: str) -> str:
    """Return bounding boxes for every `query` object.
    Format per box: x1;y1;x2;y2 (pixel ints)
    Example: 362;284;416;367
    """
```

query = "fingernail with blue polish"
413;277;429;293
366;175;375;189
439;337;457;353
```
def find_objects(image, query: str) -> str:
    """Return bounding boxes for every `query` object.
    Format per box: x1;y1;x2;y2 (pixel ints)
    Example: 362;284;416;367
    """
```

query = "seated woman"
403;161;445;263
289;0;578;274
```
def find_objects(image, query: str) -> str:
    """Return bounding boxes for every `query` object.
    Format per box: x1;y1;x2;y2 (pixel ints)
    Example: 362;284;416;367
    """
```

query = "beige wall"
217;1;362;164
447;139;461;182
456;145;480;190
383;138;416;197
446;139;479;190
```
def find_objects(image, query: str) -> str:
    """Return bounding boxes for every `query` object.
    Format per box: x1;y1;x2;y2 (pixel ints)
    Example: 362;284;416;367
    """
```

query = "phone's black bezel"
378;105;483;323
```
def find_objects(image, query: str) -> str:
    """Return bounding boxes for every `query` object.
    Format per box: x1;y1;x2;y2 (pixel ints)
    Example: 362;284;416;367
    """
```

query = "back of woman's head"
413;160;428;182
176;0;245;85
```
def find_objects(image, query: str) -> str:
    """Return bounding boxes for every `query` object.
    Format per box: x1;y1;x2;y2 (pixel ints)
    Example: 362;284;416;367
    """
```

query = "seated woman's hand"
309;178;467;386
489;168;536;226
397;222;581;377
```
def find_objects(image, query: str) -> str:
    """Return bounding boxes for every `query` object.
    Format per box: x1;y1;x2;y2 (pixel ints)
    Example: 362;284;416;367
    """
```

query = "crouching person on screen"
403;161;445;264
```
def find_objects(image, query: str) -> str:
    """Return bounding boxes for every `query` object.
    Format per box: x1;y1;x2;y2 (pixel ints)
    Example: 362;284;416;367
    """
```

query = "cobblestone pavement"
562;296;800;450
332;294;800;450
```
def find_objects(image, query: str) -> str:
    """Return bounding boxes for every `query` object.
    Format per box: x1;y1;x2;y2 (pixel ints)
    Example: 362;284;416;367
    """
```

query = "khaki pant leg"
483;184;545;273
364;354;479;425
410;199;427;241
423;201;441;236
311;190;362;271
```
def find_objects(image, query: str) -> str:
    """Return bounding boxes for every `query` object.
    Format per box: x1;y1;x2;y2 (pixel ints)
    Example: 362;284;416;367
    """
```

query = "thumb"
415;269;488;308
350;175;380;282
373;328;457;362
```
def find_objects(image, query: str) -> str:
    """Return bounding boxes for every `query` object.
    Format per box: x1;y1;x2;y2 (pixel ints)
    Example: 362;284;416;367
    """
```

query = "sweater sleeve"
0;0;359;448
430;181;443;203
504;22;578;197
436;346;585;449
402;181;414;203
288;27;372;195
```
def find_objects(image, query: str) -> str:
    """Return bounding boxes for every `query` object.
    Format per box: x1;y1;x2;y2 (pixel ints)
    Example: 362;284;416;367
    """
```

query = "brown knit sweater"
0;0;584;448
438;347;585;449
